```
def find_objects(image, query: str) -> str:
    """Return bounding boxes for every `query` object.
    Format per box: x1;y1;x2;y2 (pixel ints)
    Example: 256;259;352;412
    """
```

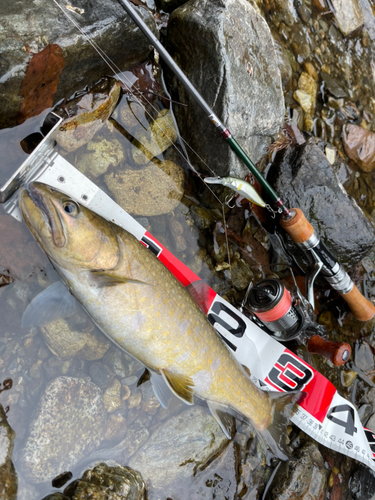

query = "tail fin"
257;392;304;460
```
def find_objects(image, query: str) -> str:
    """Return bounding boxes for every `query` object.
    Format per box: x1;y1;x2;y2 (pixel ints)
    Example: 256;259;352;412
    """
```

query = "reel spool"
248;279;305;342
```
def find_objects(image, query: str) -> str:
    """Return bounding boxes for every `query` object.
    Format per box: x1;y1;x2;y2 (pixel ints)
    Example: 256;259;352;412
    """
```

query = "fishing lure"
204;176;266;207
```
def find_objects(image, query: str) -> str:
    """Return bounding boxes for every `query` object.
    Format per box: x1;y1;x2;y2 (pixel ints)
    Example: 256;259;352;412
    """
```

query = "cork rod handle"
307;335;351;366
281;208;375;322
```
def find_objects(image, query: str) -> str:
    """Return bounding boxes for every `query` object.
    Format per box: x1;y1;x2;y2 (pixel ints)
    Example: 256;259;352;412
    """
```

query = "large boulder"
0;0;158;128
165;0;284;177
267;139;375;268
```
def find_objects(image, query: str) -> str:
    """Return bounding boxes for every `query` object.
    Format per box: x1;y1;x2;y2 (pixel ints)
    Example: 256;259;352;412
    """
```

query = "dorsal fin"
160;369;194;405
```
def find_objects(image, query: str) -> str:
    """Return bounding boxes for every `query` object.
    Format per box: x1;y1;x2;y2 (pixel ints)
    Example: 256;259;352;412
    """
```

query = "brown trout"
20;182;297;458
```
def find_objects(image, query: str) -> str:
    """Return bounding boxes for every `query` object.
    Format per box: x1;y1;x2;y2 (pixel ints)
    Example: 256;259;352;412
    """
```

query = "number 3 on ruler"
327;405;358;436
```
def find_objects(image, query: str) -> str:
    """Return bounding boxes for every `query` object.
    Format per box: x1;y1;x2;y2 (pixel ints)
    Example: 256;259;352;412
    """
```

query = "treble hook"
265;204;277;219
225;194;235;209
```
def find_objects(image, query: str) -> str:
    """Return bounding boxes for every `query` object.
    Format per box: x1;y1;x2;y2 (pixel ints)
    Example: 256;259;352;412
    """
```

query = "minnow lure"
204;176;266;207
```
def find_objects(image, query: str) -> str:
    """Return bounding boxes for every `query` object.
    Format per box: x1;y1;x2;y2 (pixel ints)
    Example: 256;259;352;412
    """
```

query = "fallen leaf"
0;271;14;288
17;44;65;124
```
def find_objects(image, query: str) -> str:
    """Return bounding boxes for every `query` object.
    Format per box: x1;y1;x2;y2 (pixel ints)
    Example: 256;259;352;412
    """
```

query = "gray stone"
355;341;375;373
330;0;364;36
268;441;327;500
20;376;107;483
267;139;375;268
166;0;284;177
0;1;158;129
0;403;17;500
129;405;229;487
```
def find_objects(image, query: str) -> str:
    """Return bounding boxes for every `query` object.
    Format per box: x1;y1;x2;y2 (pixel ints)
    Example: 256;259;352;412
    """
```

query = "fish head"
19;182;120;271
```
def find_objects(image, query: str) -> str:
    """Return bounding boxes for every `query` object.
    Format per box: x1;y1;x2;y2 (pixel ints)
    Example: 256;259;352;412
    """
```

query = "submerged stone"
0;403;17;500
166;0;284;177
54;77;121;152
41;317;110;361
132;109;178;165
76;137;125;178
64;463;146;500
129;405;229;487
268;139;375;268
342;124;375;172
104;160;184;216
20;376;107;483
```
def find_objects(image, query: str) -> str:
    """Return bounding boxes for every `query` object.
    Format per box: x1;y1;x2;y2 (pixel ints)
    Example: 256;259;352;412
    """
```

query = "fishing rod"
116;0;375;323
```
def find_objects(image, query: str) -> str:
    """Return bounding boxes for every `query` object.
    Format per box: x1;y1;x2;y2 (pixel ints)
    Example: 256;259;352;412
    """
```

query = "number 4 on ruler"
327;405;358;436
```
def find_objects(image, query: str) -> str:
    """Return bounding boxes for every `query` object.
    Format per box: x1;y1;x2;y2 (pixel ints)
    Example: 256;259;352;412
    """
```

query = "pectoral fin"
22;281;80;327
207;401;235;439
160;369;194;405
91;269;150;288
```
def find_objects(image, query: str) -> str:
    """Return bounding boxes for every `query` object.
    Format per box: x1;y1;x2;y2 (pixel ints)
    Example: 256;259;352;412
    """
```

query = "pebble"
342;124;375;172
103;378;126;413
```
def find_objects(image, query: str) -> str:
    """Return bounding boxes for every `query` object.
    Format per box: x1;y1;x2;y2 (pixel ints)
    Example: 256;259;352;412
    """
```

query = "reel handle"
307;335;351;366
281;208;375;322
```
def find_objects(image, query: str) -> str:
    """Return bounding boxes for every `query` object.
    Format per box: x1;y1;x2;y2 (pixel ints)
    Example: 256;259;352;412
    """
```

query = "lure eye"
62;200;79;217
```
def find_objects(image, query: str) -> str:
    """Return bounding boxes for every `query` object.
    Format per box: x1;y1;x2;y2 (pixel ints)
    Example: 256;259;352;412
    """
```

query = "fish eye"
62;201;80;217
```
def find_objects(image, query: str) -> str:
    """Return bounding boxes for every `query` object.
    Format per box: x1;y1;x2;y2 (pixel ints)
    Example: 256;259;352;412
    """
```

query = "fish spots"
212;358;220;370
156;312;161;318
192;370;212;392
169;310;174;316
164;298;169;305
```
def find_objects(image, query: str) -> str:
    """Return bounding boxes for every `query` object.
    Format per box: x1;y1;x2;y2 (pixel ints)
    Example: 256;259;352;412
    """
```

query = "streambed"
1;0;375;499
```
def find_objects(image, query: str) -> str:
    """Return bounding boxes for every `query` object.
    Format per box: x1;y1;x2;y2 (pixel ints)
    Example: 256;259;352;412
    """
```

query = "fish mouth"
22;183;66;248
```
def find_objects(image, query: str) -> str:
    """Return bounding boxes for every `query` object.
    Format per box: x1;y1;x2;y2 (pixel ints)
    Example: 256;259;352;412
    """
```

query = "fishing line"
50;0;232;270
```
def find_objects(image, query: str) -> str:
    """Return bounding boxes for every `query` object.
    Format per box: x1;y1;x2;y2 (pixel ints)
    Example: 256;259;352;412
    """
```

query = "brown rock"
0;404;17;500
342;123;375;172
104;160;184;216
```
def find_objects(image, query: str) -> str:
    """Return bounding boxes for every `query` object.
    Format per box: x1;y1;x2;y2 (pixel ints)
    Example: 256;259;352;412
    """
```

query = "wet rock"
104;413;127;442
89;362;114;388
54;78;121;152
103;378;126;413
268;139;375;268
104;160;184;216
268;441;327;500
132;109;178;165
20;376;107;483
41;318;110;360
330;0;364;36
0;2;158;129
265;0;299;27
129;405;229;487
293;72;318;126
342;123;375;172
321;72;348;99
350;465;375;500
167;0;284;177
355;341;374;373
76;137;125;178
155;0;188;13
230;258;254;291
63;463;146;500
0;403;17;500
